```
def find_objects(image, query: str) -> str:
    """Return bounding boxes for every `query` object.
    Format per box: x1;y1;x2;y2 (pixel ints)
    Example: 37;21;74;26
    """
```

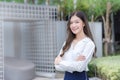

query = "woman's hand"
54;56;62;65
76;55;85;61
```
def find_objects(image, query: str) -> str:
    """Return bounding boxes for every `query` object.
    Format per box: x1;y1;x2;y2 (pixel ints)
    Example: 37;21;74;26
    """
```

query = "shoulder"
83;37;95;47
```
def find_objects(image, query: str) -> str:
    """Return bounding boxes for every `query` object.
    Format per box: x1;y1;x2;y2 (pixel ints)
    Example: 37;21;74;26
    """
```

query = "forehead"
70;15;82;21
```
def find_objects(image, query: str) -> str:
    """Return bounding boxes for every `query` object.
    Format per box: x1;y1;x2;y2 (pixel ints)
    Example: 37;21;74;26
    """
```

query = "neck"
75;32;86;41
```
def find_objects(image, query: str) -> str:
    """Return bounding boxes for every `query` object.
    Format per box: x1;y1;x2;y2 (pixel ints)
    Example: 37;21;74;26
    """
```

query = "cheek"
79;23;84;28
79;26;84;30
70;25;73;30
79;23;83;27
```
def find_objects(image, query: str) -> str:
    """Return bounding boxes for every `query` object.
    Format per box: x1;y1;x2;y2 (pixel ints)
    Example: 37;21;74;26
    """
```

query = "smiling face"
70;15;85;35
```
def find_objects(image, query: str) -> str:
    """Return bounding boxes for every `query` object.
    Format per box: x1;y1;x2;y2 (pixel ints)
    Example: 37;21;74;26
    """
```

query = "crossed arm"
54;42;95;73
54;54;85;65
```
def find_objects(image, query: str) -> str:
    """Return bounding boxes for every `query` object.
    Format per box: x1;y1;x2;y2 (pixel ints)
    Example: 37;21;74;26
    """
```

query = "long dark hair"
60;11;96;57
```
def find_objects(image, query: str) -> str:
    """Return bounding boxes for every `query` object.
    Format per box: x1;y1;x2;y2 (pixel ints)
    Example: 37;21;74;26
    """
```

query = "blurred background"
0;0;120;80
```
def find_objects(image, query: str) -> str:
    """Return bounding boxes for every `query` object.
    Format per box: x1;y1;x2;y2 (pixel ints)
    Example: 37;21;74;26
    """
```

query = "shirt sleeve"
55;41;95;73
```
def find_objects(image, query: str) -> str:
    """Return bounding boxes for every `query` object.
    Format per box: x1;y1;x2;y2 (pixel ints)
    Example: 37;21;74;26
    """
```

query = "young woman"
54;11;96;80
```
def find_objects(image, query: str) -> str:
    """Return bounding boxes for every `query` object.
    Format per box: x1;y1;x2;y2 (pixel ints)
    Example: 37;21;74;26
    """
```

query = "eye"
75;21;79;23
74;21;80;23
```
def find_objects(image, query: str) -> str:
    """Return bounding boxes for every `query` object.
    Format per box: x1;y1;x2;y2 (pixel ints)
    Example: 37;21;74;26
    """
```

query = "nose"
72;23;76;27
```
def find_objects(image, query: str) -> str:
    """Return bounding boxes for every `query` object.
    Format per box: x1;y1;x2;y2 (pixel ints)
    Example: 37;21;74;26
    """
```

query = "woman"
54;11;96;80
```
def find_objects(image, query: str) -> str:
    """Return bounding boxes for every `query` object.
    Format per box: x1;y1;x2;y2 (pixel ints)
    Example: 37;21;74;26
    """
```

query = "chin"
72;30;79;34
72;32;77;35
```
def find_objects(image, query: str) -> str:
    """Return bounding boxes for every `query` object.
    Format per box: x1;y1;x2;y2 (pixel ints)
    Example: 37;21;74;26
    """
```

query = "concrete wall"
89;22;102;57
4;21;25;58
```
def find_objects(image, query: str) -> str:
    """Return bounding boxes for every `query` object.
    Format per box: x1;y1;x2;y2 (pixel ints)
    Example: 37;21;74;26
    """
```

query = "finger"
76;56;86;61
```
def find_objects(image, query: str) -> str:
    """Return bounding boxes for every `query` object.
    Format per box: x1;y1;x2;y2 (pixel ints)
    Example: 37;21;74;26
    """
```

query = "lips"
71;27;78;32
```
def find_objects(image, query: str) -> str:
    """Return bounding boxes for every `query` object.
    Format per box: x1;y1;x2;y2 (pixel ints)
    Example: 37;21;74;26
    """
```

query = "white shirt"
55;37;95;73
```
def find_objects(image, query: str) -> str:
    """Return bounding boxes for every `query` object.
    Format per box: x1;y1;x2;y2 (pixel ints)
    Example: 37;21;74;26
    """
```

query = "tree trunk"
91;15;94;22
103;2;111;56
46;0;49;5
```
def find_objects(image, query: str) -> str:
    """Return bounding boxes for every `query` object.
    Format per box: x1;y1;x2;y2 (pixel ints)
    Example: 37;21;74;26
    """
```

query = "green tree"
61;0;74;20
88;0;120;56
76;0;90;19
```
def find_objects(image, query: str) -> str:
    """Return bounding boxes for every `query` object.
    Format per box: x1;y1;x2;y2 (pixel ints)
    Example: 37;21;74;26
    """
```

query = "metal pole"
111;13;115;53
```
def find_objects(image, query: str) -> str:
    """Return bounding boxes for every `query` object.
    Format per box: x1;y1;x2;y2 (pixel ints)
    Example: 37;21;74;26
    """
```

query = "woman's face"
70;15;85;35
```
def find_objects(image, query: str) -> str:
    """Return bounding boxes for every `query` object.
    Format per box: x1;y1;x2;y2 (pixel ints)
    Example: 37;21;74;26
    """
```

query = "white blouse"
55;37;95;73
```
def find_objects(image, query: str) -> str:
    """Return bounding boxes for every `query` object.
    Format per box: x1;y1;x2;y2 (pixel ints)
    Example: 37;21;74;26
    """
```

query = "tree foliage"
76;0;90;18
89;0;120;21
61;0;74;20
